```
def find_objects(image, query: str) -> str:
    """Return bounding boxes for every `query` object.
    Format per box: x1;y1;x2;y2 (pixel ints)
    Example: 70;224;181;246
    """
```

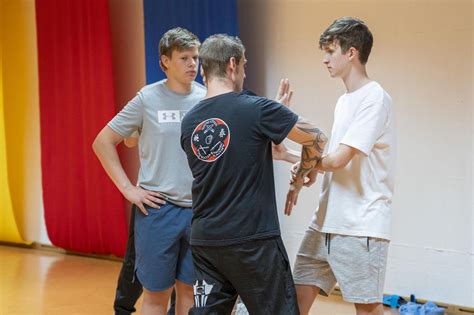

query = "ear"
228;57;237;72
348;47;358;61
200;66;207;86
161;54;170;69
200;65;205;77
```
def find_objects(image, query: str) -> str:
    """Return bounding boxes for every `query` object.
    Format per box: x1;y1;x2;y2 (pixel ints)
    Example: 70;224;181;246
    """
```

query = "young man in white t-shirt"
287;17;396;315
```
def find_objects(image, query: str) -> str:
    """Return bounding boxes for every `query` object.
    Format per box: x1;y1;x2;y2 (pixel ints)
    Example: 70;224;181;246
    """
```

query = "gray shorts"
293;228;389;304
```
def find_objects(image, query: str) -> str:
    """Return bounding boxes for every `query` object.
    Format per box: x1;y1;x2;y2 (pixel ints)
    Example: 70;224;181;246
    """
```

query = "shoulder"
367;82;391;101
237;92;277;107
361;81;393;112
138;79;166;96
191;81;207;97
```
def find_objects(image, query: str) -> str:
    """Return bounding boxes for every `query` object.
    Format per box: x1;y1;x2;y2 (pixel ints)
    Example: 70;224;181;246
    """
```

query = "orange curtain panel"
0;39;24;243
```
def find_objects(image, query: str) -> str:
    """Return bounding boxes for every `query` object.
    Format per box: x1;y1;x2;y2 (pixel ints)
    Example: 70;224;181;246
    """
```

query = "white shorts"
293;228;389;304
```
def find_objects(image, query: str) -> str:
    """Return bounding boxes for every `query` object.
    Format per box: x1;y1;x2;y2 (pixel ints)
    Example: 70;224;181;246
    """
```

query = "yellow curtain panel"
1;1;42;243
0;48;24;243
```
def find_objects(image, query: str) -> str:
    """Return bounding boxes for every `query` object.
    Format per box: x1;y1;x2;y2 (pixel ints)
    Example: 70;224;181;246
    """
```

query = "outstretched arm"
316;144;360;171
284;117;327;215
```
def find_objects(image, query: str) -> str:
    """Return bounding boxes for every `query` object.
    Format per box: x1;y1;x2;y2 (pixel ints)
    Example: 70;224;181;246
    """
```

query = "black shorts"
189;236;299;315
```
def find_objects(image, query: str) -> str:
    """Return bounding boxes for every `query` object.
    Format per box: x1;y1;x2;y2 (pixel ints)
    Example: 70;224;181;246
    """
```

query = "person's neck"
342;66;371;93
204;77;240;99
164;77;193;94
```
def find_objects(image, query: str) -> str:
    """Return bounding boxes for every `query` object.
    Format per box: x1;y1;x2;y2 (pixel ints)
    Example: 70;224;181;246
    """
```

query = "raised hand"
275;78;294;107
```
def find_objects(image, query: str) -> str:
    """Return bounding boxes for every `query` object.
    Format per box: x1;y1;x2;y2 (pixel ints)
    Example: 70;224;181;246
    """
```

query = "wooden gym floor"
0;245;399;314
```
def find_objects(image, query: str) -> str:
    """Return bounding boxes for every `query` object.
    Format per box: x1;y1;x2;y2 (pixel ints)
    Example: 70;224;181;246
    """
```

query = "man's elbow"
92;131;109;156
92;134;102;156
330;158;348;170
330;147;356;170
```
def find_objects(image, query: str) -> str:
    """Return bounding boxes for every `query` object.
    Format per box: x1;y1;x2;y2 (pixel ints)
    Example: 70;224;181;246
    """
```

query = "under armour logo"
158;110;186;123
163;112;176;120
193;280;214;308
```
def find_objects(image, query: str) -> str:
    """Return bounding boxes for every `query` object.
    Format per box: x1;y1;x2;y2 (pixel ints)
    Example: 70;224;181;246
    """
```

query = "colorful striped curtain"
0;0;238;257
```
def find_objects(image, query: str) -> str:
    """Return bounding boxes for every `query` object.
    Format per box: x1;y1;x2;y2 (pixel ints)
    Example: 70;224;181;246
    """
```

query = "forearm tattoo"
295;117;327;180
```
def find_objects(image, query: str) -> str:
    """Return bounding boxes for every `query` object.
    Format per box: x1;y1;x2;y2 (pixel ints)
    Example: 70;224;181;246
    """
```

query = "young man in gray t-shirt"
93;28;205;315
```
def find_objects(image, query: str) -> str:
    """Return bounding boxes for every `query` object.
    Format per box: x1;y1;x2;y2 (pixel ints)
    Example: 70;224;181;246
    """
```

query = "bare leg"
295;284;321;315
141;287;173;315
355;303;384;315
175;280;194;315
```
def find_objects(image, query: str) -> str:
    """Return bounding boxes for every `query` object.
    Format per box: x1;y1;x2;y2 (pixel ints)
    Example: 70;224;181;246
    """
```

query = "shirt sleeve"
107;92;144;137
257;97;299;144
340;97;388;156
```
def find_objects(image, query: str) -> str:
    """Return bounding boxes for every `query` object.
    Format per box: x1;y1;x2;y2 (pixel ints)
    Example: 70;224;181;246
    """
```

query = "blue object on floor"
400;302;422;315
383;295;406;308
400;301;445;315
422;301;445;315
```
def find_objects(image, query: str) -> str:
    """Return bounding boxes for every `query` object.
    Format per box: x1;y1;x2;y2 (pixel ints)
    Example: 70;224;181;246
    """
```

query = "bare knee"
175;280;193;295
296;284;321;315
143;287;173;306
174;280;194;315
355;302;383;315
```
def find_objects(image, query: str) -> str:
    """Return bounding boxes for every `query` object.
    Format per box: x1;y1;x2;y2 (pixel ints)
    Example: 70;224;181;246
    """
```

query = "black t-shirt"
180;91;298;246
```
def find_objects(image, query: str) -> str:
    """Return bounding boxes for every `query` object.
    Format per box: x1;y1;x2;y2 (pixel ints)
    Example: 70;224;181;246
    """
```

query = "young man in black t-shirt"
180;34;327;315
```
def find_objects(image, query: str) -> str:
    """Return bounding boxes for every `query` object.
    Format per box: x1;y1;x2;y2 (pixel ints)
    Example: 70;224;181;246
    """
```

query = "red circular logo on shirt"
191;118;230;162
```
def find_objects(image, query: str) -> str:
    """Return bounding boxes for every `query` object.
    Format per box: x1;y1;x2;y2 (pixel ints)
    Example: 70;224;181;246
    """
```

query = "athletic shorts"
134;203;195;292
293;228;389;304
189;236;299;315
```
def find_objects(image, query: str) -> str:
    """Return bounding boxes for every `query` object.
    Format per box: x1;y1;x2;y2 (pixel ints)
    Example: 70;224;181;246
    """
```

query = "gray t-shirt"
108;80;206;207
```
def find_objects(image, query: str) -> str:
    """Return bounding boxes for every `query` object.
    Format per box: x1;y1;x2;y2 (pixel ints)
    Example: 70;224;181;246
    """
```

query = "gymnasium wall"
238;0;473;307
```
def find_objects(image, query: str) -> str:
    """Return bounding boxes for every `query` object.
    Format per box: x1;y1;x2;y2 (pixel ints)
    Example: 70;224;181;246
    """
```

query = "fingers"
149;191;167;201
287;90;293;105
291;162;299;175
282;78;290;95
304;170;318;187
151;196;167;205
276;79;285;99
284;194;293;216
285;191;296;216
276;78;290;103
146;193;166;205
143;199;161;209
136;195;164;216
133;188;167;214
137;203;148;216
280;93;290;107
284;184;301;216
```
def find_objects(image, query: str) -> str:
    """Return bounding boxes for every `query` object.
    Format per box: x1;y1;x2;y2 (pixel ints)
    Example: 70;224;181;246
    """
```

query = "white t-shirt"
311;81;396;240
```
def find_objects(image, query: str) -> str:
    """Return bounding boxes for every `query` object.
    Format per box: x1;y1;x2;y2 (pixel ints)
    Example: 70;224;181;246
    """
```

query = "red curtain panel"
35;0;127;256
